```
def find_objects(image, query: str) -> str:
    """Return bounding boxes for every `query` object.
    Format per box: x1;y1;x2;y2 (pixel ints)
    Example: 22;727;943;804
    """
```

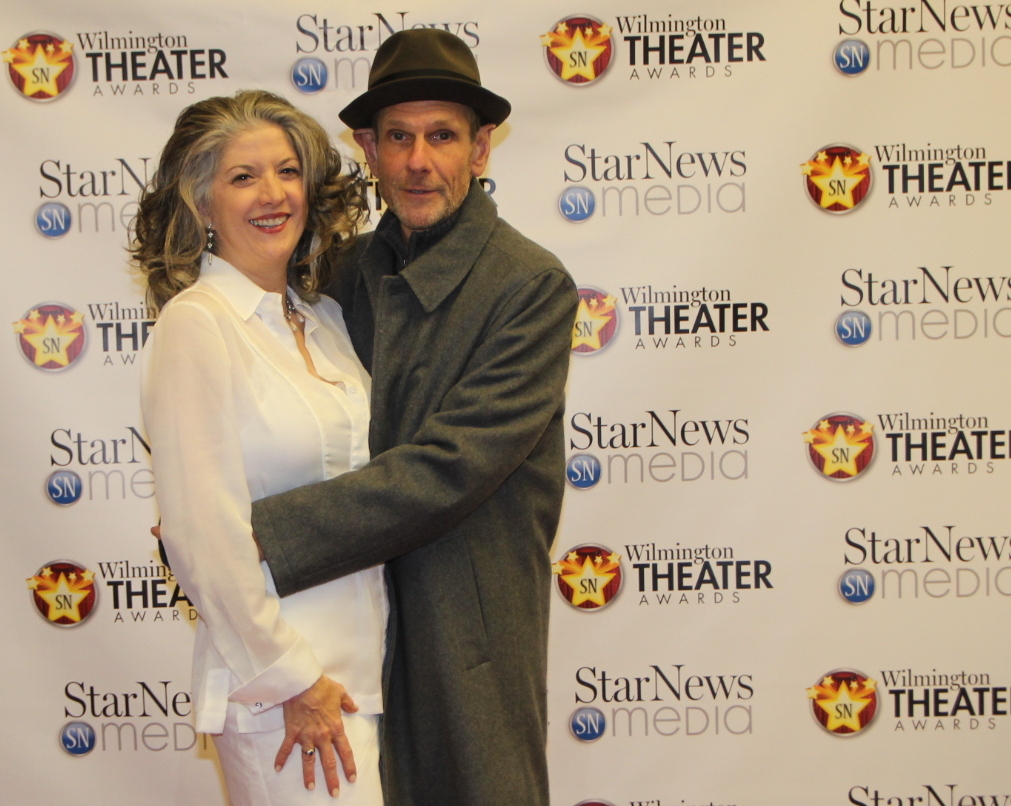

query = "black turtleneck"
374;206;462;273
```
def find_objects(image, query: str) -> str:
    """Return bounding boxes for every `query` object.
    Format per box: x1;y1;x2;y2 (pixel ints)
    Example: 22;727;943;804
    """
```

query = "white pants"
213;712;383;806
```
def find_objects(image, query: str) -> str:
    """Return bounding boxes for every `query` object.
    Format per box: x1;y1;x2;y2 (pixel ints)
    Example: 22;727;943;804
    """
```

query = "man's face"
354;100;494;240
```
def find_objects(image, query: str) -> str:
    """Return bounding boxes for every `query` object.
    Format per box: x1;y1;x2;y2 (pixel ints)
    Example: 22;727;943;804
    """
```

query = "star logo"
803;413;875;481
571;287;618;355
13;302;87;371
553;544;623;610
541;16;614;86
801;145;872;213
4;32;76;101
28;561;98;627
807;669;878;735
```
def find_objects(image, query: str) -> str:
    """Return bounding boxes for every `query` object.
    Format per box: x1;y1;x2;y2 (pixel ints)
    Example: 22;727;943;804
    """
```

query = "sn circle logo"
834;39;871;75
571;287;618;355
35;202;72;238
13;302;87;371
3;32;76;102
566;453;601;489
559;186;595;222
60;721;96;755
291;57;328;94
553;544;623;611
839;567;875;603
835;310;871;346
569;706;606;742
46;469;83;506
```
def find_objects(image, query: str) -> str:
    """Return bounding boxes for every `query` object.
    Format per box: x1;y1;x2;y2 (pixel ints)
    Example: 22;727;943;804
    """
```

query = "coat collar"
361;180;497;313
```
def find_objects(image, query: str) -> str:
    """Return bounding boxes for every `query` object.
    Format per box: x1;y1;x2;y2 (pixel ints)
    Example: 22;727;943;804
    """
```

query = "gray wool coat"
251;182;578;806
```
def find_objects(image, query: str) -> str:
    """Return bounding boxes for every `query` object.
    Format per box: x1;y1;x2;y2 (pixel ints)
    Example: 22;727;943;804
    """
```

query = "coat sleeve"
141;299;322;719
252;265;578;597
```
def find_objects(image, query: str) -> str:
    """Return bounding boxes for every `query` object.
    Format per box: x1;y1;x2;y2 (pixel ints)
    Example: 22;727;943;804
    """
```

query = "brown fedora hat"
339;29;511;129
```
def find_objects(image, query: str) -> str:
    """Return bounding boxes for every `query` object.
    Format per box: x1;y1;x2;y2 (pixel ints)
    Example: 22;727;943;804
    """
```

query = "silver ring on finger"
302;747;316;756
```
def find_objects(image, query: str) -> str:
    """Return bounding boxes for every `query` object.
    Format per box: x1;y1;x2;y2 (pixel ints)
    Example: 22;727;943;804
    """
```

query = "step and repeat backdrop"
4;0;1010;803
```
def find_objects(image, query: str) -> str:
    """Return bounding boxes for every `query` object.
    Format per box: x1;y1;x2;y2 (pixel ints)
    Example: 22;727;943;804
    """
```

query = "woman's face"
205;123;307;287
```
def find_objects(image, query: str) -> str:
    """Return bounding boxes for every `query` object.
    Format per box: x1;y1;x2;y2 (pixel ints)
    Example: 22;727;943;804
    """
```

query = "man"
251;29;578;806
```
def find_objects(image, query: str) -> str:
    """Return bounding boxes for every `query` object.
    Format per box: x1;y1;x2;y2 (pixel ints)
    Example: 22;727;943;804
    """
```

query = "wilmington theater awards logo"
13;303;87;371
27;561;98;627
801;144;872;213
807;669;879;736
541;15;614;86
3;32;76;101
553;544;623;610
803;413;875;481
572;287;618;355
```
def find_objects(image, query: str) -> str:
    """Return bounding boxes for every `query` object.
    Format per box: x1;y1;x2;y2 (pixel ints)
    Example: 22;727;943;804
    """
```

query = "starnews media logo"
46;469;84;506
838;567;875;603
801;144;872;213
3;32;76;101
807;669;879;736
559;186;596;222
27;561;98;627
541;15;615;86
803;413;876;481
835;310;872;346
13;302;87;371
566;453;602;489
60;721;97;755
833;39;871;75
291;56;328;94
570;706;607;742
571;287;618;355
553;544;623;611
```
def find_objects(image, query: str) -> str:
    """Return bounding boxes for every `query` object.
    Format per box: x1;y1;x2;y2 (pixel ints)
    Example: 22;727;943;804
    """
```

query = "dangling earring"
205;223;215;263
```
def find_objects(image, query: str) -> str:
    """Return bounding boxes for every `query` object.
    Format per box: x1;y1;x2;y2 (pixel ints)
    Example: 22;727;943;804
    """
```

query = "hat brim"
339;77;511;130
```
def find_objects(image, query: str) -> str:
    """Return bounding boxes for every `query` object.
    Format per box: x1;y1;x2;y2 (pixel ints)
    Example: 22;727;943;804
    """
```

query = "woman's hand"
275;675;359;797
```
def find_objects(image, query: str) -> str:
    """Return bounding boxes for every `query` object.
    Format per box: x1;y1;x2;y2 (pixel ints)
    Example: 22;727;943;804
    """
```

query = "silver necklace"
283;294;305;333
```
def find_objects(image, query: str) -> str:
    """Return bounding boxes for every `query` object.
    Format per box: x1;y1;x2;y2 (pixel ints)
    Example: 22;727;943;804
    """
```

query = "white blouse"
141;256;386;734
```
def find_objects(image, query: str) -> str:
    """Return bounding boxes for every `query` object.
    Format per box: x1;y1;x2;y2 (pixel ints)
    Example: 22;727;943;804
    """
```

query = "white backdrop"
4;1;1010;804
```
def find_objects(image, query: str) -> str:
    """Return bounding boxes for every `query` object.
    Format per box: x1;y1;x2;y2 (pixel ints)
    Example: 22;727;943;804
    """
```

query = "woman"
136;90;384;805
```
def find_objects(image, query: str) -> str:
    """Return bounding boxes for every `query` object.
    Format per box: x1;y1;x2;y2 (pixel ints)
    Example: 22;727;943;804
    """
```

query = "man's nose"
406;139;432;172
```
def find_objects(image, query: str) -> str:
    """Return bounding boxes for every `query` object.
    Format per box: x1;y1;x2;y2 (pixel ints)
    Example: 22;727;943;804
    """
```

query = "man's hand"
275;676;359;796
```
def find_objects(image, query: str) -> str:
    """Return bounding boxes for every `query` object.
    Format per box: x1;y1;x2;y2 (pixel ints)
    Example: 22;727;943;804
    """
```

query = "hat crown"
369;30;481;90
338;29;511;129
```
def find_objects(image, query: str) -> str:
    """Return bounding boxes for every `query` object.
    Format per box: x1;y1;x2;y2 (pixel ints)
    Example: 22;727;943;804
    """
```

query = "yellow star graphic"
811;680;871;733
810;157;865;209
36;574;90;623
22;315;80;367
550;27;606;81
12;44;69;98
571;298;612;351
559;556;616;607
812;425;867;477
